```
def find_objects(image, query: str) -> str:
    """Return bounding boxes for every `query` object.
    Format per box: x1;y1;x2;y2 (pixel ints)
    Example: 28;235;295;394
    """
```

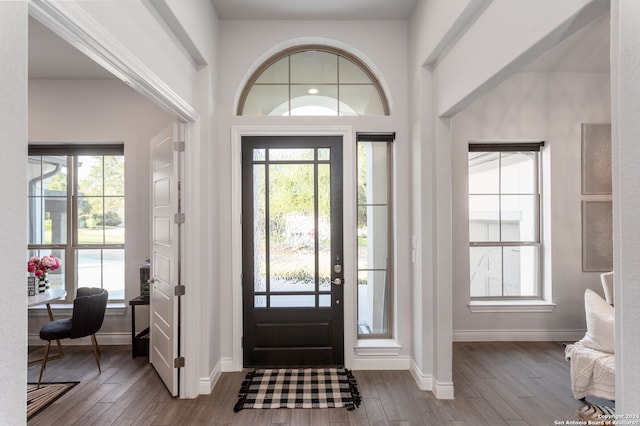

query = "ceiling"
27;5;609;80
523;12;610;73
209;0;418;20
28;17;114;79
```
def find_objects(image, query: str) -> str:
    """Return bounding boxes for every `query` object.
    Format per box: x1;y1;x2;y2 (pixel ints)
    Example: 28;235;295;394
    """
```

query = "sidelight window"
357;133;394;338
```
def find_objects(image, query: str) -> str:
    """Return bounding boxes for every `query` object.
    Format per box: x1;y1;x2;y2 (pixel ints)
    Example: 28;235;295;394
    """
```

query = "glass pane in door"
318;164;331;291
268;163;315;296
253;164;267;297
250;146;336;308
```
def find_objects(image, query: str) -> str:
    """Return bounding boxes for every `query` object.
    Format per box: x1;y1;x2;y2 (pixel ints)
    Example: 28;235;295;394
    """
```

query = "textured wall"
611;0;640;414
0;3;28;424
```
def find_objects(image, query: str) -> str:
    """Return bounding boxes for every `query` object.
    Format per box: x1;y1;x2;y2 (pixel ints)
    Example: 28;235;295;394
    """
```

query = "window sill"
28;302;127;316
354;339;402;356
468;300;556;313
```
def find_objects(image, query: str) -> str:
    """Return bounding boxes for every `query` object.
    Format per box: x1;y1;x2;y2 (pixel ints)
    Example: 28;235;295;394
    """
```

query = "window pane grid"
357;140;393;338
252;147;330;309
468;146;542;299
470;245;540;298
28;151;125;302
239;46;389;116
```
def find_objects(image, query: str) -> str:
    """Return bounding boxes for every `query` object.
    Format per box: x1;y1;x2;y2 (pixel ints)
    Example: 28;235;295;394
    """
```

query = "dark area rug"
234;367;361;412
27;382;78;420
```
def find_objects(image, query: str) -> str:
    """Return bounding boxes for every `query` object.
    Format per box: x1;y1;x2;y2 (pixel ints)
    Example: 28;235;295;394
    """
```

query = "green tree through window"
28;145;125;301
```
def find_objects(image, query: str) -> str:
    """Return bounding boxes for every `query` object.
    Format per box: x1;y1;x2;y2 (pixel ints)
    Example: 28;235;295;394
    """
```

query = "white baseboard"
409;360;455;399
434;379;455;399
199;359;222;395
220;357;237;372
453;329;585;342
352;355;411;370
28;332;130;346
409;360;433;391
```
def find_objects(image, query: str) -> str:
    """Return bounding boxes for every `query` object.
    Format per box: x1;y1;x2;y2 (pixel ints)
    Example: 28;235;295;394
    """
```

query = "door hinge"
174;141;185;152
174;285;185;296
174;213;185;224
174;357;185;368
241;336;243;348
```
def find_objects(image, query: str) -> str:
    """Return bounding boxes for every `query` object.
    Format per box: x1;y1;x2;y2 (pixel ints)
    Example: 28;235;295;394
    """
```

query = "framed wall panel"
581;123;612;195
582;201;613;272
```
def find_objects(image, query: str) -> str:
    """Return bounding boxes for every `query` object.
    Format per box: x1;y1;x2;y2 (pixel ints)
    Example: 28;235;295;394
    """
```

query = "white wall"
216;19;410;368
451;72;611;339
0;3;28;424
408;0;475;397
611;0;640;414
27;79;173;338
408;0;480;69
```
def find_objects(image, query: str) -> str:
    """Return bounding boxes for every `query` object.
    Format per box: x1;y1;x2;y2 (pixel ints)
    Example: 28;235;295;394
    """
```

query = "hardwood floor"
27;341;602;425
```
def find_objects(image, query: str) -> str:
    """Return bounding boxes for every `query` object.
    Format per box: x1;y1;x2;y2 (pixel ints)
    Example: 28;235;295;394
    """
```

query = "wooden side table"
129;295;150;358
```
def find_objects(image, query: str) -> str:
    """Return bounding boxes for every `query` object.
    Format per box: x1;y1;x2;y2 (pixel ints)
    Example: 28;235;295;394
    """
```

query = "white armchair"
564;287;615;401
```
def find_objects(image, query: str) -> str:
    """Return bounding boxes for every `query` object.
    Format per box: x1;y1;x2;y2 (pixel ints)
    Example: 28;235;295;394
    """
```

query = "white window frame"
28;144;125;302
468;142;547;306
356;133;395;339
237;44;390;117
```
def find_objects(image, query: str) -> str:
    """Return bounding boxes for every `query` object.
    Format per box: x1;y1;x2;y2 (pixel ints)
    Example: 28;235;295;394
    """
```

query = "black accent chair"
38;287;109;387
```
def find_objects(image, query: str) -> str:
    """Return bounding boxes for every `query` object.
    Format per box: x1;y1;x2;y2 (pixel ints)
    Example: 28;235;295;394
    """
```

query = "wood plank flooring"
27;341;602;425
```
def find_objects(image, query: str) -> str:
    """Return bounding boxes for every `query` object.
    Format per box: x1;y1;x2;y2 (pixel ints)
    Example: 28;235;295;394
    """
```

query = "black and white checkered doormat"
233;367;361;412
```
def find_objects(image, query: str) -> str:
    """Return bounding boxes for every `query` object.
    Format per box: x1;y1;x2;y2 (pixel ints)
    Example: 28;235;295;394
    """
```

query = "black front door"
242;135;344;367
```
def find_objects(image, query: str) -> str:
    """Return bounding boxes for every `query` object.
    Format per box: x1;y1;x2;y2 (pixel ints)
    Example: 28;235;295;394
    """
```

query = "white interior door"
150;123;182;396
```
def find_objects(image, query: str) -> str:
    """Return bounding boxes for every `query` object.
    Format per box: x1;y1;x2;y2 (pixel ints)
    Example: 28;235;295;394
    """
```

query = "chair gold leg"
55;338;65;359
28;339;64;366
37;341;52;389
91;334;102;373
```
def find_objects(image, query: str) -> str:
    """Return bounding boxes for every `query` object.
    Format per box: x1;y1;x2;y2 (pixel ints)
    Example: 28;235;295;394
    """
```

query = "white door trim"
229;126;356;371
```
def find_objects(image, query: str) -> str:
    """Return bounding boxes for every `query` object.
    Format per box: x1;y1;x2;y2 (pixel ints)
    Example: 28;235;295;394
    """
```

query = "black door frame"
241;135;344;367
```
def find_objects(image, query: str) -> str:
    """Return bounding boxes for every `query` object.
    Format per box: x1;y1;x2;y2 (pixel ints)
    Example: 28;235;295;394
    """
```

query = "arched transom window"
238;45;389;116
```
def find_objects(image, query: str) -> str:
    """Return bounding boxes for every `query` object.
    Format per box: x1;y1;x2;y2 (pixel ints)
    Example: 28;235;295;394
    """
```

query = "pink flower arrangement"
27;255;61;280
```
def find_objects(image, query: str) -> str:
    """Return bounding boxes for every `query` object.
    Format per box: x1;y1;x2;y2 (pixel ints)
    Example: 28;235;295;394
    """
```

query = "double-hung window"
357;133;394;338
468;142;543;299
28;144;125;301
